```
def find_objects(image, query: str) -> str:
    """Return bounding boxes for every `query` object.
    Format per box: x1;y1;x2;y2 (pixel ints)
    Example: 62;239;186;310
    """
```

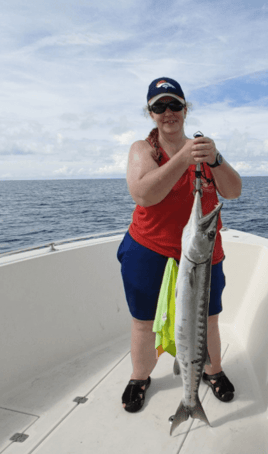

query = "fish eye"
208;230;215;240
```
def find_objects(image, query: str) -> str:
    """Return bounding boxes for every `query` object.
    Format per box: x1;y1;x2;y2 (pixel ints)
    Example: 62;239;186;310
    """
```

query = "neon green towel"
153;258;178;357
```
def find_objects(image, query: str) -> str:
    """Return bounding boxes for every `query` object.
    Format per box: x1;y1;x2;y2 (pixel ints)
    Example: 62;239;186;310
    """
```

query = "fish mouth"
198;202;223;228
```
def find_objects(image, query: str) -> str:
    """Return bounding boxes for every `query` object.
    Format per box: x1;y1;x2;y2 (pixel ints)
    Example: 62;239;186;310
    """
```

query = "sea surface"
0;177;267;255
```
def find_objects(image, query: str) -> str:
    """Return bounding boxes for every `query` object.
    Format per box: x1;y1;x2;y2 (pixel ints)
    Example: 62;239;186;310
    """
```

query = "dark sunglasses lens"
151;102;184;114
169;103;184;112
151;104;166;114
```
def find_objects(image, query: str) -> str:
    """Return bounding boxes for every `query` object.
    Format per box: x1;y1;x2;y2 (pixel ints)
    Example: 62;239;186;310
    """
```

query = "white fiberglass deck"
0;229;268;453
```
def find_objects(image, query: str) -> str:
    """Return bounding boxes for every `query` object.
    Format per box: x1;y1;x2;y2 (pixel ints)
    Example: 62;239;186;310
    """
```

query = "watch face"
218;153;223;164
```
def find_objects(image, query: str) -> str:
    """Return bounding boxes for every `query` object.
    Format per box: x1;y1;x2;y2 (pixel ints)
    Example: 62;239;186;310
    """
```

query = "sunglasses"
149;100;185;114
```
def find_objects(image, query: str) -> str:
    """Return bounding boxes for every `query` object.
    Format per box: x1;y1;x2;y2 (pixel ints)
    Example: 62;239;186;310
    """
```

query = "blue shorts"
117;231;225;321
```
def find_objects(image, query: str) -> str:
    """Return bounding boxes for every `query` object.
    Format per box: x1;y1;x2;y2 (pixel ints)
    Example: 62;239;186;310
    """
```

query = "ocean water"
0;177;267;255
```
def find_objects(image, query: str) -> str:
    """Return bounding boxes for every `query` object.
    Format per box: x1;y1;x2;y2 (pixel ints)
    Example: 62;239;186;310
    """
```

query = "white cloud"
77;168;86;175
57;133;63;146
232;162;252;171
53;166;74;176
0;0;268;178
185;102;268;166
230;161;268;176
95;150;128;175
257;162;268;172
113;131;136;145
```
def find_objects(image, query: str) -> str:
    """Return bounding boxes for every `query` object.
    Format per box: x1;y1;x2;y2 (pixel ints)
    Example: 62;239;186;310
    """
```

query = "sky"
1;0;268;180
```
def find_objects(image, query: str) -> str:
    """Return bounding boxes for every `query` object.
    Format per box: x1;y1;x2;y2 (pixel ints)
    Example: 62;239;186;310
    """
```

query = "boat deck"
1;324;267;454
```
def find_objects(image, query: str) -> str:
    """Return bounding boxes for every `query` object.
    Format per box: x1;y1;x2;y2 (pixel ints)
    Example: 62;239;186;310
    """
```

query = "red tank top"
128;129;224;265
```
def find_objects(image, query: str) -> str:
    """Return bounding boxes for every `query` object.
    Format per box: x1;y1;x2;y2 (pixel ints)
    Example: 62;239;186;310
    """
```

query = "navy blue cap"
147;77;185;106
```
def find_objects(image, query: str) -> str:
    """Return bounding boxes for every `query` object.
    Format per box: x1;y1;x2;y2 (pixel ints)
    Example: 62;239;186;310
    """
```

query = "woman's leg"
204;314;222;392
130;318;158;380
205;314;222;375
122;318;157;409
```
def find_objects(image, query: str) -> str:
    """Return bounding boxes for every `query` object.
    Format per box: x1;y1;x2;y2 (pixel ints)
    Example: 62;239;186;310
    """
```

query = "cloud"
113;131;136;145
0;0;268;178
231;161;268;176
232;161;252;171
185;101;268;161
94;149;128;176
0;173;12;179
53;165;74;176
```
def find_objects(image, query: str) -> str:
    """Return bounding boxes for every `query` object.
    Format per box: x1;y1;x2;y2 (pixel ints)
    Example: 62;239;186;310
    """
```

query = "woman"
117;77;242;413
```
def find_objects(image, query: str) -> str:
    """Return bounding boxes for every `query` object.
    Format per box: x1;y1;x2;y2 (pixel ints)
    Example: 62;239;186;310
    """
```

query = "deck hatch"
10;433;29;442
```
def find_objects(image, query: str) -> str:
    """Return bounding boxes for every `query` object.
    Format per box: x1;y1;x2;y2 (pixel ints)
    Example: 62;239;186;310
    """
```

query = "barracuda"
170;187;222;436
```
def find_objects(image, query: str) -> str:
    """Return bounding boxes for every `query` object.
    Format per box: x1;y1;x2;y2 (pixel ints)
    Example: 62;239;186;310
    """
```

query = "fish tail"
170;401;190;435
190;396;210;426
170;397;210;436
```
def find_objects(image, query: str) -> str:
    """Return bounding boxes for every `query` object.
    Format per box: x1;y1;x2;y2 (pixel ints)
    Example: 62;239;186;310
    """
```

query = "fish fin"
170;397;210;436
188;264;196;288
173;357;181;376
205;349;211;366
190;396;210;426
170;401;190;435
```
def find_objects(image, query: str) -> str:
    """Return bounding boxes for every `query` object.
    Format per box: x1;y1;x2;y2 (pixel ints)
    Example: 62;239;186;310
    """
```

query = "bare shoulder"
127;139;159;192
128;139;156;165
129;139;152;154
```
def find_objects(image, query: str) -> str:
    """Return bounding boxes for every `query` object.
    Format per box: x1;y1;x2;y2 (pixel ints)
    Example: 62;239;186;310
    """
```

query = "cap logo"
156;80;176;89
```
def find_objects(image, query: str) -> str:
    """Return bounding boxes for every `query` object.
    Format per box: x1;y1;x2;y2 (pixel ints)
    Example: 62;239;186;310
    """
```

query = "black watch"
207;152;223;168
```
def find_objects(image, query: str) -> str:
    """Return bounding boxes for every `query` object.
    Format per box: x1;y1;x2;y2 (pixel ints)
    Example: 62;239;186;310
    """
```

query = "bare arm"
191;136;242;199
127;136;242;207
127;139;193;207
209;159;242;199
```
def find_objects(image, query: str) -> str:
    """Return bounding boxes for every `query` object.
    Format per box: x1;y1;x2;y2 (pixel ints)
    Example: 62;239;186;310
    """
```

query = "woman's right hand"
179;139;198;167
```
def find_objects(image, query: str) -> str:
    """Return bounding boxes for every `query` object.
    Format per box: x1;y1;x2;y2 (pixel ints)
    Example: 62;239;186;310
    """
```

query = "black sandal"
122;377;151;413
203;371;235;402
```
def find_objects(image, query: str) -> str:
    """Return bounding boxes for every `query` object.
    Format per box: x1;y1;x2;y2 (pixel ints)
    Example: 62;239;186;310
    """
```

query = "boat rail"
0;228;127;258
0;226;230;259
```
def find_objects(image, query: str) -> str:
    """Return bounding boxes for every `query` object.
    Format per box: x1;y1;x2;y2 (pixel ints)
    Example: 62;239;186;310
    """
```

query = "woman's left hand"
191;136;217;165
191;135;242;200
